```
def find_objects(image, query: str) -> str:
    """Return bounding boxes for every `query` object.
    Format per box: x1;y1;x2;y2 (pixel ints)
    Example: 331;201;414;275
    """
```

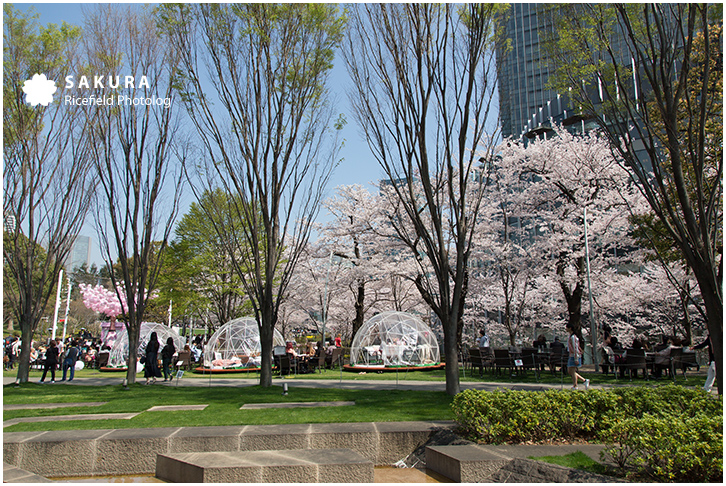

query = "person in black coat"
40;340;59;383
161;337;176;382
144;332;162;384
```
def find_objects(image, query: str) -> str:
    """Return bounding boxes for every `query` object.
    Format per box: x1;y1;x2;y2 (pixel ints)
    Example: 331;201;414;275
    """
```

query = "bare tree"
3;5;96;383
82;5;185;385
159;4;344;386
343;4;504;395
546;4;723;393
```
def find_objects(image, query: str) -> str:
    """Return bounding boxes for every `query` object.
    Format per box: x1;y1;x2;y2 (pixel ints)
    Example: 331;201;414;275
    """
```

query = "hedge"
451;385;722;482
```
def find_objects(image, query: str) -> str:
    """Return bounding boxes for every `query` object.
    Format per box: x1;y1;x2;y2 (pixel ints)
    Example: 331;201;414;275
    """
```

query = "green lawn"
3;383;455;432
529;451;612;477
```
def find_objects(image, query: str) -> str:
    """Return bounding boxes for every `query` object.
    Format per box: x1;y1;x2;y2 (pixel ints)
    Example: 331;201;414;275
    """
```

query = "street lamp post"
51;270;63;341
321;251;334;346
584;207;598;367
61;275;72;341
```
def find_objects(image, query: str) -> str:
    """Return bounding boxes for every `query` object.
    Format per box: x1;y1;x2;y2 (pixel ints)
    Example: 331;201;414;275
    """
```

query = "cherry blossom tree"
78;284;126;318
493;127;643;356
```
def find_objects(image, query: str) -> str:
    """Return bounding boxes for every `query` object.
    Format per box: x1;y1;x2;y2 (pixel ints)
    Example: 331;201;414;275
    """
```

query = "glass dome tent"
203;317;285;369
107;322;185;369
349;311;440;368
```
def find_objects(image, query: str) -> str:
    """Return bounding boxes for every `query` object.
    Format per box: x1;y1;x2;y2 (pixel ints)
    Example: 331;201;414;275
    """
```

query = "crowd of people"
474;325;714;393
4;334;105;377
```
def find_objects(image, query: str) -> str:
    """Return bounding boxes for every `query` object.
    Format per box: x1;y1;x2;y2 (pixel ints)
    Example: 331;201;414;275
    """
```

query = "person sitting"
190;343;202;362
285;342;298;358
652;336;680;379
618;338;644;378
533;334;547;350
549;336;564;353
600;335;616;374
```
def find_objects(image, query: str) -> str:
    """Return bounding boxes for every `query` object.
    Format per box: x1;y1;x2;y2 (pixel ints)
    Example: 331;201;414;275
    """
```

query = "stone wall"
3;421;455;478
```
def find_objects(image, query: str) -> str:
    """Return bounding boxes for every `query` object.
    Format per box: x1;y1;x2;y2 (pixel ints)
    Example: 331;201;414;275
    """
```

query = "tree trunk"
352;281;365;340
125;323;140;385
443;314;461;396
16;325;34;384
259;326;273;387
558;254;585;341
692;263;723;395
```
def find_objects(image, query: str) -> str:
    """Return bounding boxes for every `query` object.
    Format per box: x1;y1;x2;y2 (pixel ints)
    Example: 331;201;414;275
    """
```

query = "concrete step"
156;448;374;483
3;463;52;483
426;444;509;482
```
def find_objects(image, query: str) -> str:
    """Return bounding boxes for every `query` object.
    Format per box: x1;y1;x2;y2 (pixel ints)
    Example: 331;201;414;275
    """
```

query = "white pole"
584;207;598;367
321;250;334;345
51;270;63;341
61;275;72;341
168;299;173;327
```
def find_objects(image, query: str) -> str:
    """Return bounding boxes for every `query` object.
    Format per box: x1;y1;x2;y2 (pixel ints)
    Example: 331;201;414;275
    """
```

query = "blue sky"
14;2;382;193
13;2;384;266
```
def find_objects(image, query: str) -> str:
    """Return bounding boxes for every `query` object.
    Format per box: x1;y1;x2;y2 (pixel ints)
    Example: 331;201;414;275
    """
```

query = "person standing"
566;324;589;390
40;340;59;383
60;340;80;381
692;334;715;393
144;332;162;385
477;329;490;349
160;337;176;382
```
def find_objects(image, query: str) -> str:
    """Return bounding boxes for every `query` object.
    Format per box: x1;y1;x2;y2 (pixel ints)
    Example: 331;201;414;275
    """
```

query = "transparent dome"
349;311;440;367
108;322;185;368
203;317;285;369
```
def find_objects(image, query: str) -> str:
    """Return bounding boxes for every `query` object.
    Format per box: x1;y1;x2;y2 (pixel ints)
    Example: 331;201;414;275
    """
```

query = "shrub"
451;388;619;443
451;385;723;482
600;413;723;482
609;385;721;419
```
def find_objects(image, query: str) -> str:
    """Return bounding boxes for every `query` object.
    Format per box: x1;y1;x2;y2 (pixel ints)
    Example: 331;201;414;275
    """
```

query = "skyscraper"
496;4;558;141
68;235;91;271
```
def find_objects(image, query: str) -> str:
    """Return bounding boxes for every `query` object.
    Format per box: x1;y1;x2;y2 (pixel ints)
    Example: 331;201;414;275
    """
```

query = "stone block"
169;426;244;453
306;448;374;483
241;424;311;451
426;445;509;483
95;427;178;475
375;421;449;465
3;441;20;466
308;423;377;462
14;429;104;477
156;452;208;483
157;448;373;483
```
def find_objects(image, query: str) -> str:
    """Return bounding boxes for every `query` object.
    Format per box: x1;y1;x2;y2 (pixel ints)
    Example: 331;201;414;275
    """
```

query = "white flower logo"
22;73;57;107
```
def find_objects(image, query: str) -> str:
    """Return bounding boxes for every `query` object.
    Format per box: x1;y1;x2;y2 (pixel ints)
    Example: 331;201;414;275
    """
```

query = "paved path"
3;374;594;392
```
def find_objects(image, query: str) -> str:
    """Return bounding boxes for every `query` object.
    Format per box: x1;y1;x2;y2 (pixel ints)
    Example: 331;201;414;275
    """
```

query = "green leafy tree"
544;3;723;394
3;5;96;383
158;189;252;332
159;3;345;387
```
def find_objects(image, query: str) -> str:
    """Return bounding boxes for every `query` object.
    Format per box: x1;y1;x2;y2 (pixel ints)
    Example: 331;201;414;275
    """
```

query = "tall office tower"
496;4;558;141
69;235;92;271
496;3;655;159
